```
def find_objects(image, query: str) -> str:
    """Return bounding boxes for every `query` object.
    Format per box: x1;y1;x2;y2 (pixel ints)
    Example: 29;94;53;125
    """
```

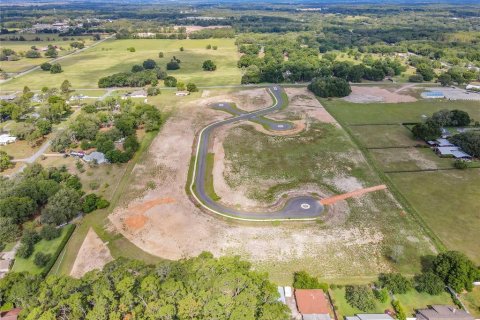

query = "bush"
409;74;424;83
187;83;198;92
50;63;62;74
308;77;351;98
202;60;217;71
143;59;157;70
453;159;468;170
82;194;98;213
127;47;135;52
40;62;52;71
16;243;34;259
166;60;180;70
164;76;177;87
158;52;164;58
373;288;389;302
414;272;445;295
131;64;144;72
34;252;52;267
392;300;406;320
345;285;375;311
293;271;328;291
377;273;412;294
147;87;160;96
96;198;110;209
40;225;61;240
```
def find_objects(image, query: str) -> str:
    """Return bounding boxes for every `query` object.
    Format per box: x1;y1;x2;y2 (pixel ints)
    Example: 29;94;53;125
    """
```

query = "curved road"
189;86;324;221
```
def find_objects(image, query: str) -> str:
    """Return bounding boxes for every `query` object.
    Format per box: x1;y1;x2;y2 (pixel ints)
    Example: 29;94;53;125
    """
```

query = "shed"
436;138;454;147
284;286;293;297
436;147;472;159
277;287;286;304
176;91;190;96
0;134;17;146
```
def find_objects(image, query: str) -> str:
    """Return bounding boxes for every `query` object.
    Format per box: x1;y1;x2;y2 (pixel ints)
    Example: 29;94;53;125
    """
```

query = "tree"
411;121;441;141
0;196;36;223
166;60;180;70
0;217;19;244
0;151;13;172
450;131;480;157
49;63;62;74
377;273;412;294
345;285;375;311
131;64;144;72
373;288;389;303
186;83;198;92
39;225;61;240
416;64;435;81
143;59;157;70
409;74;424;83
41;188;81;225
44;46;58;58
40;62;52;71
432;251;480;292
206;44;212;49
180;47;184;51
82;194;99;213
308;77;351;98
158;52;164;58
147;86;160;96
392;300;406;320
202;60;217;71
438;73;453;87
25;50;41;58
164;76;177;87
60;80;72;93
176;81;186;91
293;271;328;291
34;252;51;267
414;272;445;295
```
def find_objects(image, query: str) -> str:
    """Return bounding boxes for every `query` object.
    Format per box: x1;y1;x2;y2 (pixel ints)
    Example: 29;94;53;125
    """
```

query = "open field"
12;225;74;275
0;38;241;91
0;38;95;73
322;97;480;264
389;170;480;263
330;287;453;318
461;286;480;317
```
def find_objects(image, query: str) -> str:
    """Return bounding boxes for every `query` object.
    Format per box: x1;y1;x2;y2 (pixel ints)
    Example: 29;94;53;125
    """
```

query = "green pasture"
1;38;242;90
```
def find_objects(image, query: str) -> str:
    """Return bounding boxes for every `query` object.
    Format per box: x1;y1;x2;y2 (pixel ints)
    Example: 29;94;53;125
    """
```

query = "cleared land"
322;96;480;264
0;38;241;91
109;87;436;283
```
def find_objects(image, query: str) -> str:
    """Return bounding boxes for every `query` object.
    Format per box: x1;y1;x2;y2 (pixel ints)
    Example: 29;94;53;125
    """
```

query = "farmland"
1;38;241;91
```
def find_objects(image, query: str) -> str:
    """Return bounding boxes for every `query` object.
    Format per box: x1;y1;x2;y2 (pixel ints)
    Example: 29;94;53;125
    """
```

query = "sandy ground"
70;228;113;278
107;89;408;280
344;86;417;103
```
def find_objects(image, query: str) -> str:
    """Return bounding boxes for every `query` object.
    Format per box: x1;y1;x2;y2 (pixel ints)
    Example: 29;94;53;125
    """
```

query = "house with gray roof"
83;151;108;164
346;314;394;320
416;305;473;320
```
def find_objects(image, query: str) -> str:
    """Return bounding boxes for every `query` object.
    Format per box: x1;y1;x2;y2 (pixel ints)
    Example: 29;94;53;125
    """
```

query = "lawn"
0;138;48;160
0;38;242;91
370;148;456;172
349;125;419;148
389;170;480;264
12;224;74;275
460;286;480;317
330;287;453;318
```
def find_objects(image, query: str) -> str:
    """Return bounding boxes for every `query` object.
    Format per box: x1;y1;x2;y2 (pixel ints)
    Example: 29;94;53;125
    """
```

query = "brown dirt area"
344;86;417;103
320;185;387;205
107;88;412;281
70;228;113;278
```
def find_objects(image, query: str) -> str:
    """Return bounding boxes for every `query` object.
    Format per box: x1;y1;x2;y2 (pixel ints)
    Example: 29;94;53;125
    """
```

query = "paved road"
189;85;324;221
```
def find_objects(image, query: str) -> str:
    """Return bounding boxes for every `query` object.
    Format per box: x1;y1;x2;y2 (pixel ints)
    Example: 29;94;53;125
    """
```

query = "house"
346;314;394;320
176;91;190;96
0;94;17;101
0;134;17;146
435;146;472;159
428;138;454;147
122;90;147;99
294;289;331;320
0;308;22;320
416;305;474;320
466;84;480;91
83;151;108;164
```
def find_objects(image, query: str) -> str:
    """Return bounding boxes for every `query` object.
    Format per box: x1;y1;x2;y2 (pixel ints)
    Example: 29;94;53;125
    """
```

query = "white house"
0;134;17;146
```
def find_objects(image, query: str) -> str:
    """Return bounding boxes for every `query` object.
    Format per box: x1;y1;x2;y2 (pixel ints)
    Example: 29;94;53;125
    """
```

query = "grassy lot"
1;38;241;90
370;148;456;172
461;286;480;317
330;287;453;318
322;99;480;125
349;125;419;148
223;122;436;276
0;38;94;73
389;170;480;264
12;225;74;275
0;137;50;160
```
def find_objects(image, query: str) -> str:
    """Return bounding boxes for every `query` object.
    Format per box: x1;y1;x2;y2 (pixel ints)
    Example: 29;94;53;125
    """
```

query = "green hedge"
42;224;76;277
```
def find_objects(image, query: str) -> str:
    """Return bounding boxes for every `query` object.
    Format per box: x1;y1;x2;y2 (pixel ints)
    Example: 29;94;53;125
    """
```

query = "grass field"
1;38;241;91
389;170;480;263
461;286;480;317
330;287;453;318
322;97;480;264
12;225;74;274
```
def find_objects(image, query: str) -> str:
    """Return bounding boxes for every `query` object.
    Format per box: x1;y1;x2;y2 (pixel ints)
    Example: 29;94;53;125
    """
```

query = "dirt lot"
344;86;417;103
108;88;432;282
70;228;113;278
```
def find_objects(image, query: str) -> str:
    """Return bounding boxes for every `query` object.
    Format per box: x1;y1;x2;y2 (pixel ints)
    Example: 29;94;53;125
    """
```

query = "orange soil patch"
320;185;387;205
124;197;175;230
